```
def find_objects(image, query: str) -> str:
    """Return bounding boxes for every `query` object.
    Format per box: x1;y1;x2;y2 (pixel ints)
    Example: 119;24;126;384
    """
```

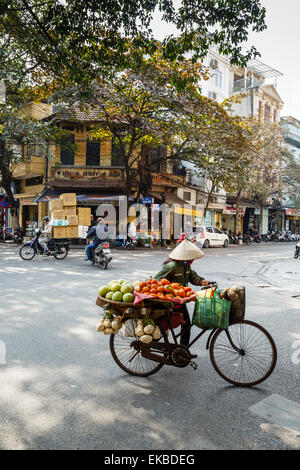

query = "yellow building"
12;103;196;235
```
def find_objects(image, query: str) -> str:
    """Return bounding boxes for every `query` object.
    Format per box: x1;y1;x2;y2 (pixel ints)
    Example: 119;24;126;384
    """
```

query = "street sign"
0;198;10;209
142;197;153;205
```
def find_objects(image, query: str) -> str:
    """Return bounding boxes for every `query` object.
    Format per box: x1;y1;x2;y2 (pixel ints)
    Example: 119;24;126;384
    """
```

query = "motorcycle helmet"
43;216;50;222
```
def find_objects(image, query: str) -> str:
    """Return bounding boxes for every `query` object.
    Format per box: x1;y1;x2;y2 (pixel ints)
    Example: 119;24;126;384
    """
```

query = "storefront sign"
223;206;245;215
285;208;300;217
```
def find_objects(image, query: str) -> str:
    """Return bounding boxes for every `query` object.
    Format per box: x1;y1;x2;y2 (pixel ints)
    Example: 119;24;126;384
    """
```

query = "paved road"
0;242;299;450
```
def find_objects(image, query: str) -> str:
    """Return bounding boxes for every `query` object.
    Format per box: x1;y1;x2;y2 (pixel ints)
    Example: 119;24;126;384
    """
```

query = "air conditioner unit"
210;59;218;69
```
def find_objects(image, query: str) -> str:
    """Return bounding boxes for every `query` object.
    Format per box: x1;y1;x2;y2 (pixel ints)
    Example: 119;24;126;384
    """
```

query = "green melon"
105;291;113;300
110;283;121;292
112;291;123;302
98;285;109;297
121;283;133;294
123;293;134;303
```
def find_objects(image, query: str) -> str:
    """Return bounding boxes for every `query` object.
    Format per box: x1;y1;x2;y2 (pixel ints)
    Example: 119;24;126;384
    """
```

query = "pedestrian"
154;239;210;350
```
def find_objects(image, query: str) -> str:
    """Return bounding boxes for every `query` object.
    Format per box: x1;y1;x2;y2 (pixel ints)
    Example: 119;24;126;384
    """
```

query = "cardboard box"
53;226;67;239
66;215;79;226
65;225;79;238
49;198;63;211
51;210;65;220
64;206;77;217
78;225;89;239
60;193;77;206
77;207;91;226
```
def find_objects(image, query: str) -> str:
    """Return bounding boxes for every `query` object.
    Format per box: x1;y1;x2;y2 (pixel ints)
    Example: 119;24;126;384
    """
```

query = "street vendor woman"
154;239;210;348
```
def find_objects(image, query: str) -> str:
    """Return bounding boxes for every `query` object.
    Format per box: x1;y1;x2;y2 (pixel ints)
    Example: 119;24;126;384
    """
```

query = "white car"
195;226;229;248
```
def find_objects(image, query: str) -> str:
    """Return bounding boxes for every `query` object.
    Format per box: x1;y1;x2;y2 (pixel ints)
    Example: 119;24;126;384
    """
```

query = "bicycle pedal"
190;361;198;370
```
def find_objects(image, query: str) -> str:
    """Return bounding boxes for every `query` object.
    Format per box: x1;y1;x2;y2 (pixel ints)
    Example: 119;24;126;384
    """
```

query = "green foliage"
1;0;266;90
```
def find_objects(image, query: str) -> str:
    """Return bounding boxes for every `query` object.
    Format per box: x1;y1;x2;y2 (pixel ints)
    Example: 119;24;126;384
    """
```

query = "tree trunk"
0;140;18;230
203;180;215;220
259;202;264;234
235;188;242;236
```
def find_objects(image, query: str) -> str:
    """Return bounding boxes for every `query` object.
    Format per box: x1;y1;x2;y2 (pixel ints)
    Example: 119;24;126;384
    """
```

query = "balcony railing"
231;77;264;93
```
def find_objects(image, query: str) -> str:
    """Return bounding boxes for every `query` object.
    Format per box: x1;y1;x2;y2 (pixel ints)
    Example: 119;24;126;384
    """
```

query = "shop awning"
33;188;126;205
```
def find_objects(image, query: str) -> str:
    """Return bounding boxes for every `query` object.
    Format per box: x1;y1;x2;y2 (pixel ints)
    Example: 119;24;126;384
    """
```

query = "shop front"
222;206;245;234
284;208;300;232
268;209;285;232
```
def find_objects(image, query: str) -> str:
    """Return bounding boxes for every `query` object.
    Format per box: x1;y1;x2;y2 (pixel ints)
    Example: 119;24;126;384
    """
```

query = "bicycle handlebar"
200;282;218;290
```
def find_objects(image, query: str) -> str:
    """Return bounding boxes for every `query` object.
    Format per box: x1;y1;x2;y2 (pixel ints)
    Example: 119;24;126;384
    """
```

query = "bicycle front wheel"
210;320;277;387
19;245;36;260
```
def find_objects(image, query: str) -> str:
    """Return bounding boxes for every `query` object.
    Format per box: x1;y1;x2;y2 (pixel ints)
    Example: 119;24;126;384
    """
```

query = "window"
111;139;124;167
183;191;191;201
86;138;100;166
206;227;214;233
26;142;35;161
214;228;222;234
265;104;271;123
214;70;223;89
60;134;75;165
25;176;43;186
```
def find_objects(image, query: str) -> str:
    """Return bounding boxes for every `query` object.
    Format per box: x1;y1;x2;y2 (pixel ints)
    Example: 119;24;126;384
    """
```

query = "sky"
151;0;300;121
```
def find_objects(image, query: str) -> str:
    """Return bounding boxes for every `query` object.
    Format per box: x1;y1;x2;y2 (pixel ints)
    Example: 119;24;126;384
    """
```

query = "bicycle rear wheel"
110;320;167;377
54;245;68;260
210;320;277;387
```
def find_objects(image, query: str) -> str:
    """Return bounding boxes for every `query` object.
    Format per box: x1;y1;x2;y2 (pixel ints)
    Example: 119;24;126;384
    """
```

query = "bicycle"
109;285;277;387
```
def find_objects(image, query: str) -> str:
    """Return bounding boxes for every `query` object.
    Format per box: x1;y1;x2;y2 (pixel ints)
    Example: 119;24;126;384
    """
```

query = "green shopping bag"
192;289;231;329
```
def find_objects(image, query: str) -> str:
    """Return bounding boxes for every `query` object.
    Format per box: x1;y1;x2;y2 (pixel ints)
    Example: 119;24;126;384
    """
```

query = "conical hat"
169;239;205;261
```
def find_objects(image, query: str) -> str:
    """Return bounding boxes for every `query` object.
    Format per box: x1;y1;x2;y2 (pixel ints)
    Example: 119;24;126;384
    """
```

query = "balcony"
231;77;264;94
12;158;44;179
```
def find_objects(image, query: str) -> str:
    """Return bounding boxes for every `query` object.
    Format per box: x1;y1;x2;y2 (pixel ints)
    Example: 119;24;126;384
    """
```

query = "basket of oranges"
134;278;196;306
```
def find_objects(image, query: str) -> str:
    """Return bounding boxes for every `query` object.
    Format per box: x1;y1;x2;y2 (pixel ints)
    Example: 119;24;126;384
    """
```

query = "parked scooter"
19;229;69;260
242;231;253;245
13;227;25;245
122;237;138;249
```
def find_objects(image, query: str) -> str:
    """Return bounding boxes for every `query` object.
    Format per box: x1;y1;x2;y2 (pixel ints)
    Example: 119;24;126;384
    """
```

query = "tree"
63;53;249;202
282;149;300;210
245;119;285;234
188;112;253;221
0;103;71;228
1;0;267;90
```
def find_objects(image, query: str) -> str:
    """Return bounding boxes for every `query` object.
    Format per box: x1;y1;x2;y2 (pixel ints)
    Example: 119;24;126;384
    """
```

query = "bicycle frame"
160;313;242;354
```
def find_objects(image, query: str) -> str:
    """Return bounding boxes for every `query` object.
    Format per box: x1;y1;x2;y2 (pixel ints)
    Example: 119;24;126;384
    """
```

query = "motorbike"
122;237;137;249
242;232;253;245
294;241;300;259
251;232;262;243
19;229;69;260
88;239;112;269
270;231;281;242
13;227;25;245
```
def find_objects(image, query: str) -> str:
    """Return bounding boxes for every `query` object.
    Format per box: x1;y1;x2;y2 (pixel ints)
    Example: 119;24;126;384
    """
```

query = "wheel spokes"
211;321;276;385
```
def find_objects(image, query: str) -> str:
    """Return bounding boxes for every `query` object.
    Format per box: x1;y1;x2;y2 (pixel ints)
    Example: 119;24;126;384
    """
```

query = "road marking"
249;394;300;432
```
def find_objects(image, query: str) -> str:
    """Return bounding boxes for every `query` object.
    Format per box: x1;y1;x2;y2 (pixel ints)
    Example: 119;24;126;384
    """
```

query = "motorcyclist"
154;239;210;349
85;217;108;261
39;216;52;255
